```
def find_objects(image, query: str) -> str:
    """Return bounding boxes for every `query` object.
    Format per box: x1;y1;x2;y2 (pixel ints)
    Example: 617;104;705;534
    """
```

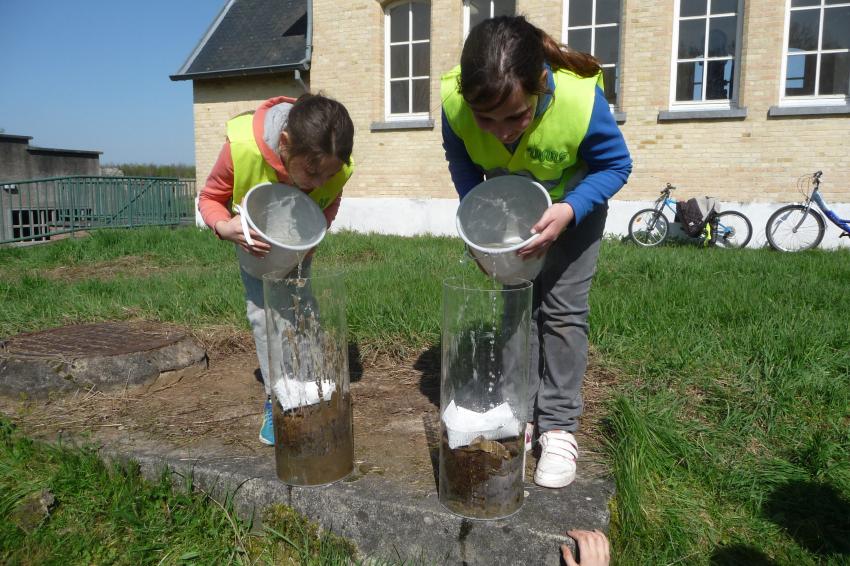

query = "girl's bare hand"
561;529;610;566
518;203;574;258
215;216;271;257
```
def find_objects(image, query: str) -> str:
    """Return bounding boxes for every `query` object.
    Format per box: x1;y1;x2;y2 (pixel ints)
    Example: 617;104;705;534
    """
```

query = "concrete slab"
0;328;614;564
104;438;613;565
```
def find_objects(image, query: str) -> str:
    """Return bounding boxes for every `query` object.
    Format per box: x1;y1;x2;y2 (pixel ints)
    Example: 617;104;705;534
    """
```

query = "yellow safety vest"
441;66;602;202
226;113;353;211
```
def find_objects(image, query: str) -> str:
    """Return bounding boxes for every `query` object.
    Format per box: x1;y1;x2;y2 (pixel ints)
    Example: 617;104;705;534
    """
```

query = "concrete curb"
107;445;613;565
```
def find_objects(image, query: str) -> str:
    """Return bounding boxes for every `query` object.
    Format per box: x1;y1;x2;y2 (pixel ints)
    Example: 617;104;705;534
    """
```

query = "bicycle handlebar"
813;171;823;180
661;183;676;194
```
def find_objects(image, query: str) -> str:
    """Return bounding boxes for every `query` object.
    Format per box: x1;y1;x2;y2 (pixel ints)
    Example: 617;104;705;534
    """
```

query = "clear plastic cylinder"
263;268;353;486
439;276;533;519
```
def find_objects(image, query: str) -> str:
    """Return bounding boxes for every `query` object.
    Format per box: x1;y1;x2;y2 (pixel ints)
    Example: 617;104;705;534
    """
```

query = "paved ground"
0;324;615;565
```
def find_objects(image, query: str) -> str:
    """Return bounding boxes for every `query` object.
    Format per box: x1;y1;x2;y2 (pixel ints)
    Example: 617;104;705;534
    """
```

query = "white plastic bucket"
234;182;327;279
455;176;552;285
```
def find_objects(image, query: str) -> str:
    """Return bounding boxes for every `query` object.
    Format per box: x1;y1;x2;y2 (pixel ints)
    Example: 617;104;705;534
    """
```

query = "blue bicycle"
628;183;752;248
766;171;850;252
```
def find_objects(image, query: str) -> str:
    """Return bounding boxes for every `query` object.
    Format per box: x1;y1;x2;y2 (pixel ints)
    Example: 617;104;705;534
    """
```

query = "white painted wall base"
196;196;850;249
331;197;459;237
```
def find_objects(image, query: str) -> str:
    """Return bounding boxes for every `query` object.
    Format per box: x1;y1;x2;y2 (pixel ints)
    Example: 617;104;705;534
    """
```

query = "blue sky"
0;1;225;165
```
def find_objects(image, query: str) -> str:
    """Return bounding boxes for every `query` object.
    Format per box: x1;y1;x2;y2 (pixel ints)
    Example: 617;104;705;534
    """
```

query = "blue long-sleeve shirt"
442;84;632;225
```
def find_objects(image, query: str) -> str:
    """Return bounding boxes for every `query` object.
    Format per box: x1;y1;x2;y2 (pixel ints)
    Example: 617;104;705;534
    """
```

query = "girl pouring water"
198;93;354;446
441;16;632;488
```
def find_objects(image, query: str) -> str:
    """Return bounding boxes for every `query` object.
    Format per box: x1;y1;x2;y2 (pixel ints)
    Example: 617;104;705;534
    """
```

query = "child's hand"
518;203;574;258
215;216;272;257
561;529;610;566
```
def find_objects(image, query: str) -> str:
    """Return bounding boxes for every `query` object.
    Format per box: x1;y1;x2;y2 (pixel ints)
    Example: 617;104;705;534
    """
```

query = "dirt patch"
0;342;615;493
42;255;164;282
189;326;255;357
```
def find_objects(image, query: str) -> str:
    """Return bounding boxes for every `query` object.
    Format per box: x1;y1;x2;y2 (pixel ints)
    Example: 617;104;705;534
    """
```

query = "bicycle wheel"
712;211;752;249
765;204;825;252
628;209;669;247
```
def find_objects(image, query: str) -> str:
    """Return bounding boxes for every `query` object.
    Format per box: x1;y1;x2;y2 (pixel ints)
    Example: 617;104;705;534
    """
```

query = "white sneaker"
534;430;578;488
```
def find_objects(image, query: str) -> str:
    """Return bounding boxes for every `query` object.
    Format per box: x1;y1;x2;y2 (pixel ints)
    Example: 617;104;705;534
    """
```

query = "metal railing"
0;176;196;244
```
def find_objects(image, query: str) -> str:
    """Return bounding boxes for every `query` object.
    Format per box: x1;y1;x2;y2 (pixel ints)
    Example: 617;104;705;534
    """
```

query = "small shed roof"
0;134;34;143
0;134;101;156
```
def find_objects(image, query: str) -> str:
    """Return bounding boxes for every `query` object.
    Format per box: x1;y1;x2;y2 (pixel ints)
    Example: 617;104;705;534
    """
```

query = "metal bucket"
234;182;327;279
455;176;552;285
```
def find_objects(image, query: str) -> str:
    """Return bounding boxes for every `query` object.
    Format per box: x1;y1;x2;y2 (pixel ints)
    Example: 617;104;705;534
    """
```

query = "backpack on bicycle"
675;197;718;237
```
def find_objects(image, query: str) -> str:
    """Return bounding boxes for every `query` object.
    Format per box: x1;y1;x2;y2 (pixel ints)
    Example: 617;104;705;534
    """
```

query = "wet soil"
273;391;353;486
439;434;524;520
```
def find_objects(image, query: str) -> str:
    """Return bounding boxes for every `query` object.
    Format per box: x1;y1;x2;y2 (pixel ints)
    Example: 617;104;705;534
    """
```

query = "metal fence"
0;176;196;245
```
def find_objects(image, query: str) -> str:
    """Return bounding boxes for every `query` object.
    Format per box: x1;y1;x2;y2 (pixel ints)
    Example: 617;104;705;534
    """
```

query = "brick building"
172;0;849;247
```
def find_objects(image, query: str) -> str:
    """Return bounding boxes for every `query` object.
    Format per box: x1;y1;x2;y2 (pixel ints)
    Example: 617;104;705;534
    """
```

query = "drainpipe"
294;69;307;93
294;0;313;93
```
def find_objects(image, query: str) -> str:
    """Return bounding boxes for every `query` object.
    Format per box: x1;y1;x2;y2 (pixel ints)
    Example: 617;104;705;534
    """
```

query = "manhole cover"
2;322;186;358
0;322;207;398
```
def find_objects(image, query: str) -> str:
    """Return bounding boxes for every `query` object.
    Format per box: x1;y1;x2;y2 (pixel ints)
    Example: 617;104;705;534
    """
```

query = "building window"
670;0;742;108
463;0;515;37
781;0;850;104
385;1;431;120
563;0;622;106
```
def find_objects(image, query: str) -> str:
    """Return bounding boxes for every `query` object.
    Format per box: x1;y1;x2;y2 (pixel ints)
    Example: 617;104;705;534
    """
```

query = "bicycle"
765;170;850;252
628;183;753;248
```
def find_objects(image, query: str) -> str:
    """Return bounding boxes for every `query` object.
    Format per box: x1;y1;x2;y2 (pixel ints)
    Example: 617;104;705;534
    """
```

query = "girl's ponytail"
539;30;601;78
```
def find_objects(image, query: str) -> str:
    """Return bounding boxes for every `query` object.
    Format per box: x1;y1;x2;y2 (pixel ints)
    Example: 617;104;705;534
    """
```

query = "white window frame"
384;0;431;121
779;0;850;107
562;0;623;110
462;0;515;38
668;0;744;112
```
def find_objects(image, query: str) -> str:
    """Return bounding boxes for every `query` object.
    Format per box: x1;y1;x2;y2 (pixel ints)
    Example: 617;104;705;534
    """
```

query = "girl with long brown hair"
442;16;632;488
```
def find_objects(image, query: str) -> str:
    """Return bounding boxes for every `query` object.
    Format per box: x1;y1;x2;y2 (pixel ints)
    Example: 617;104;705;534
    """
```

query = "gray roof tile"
171;0;309;81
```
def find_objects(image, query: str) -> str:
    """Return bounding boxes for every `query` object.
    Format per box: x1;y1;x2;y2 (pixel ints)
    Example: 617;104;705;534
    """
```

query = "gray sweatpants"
529;204;607;434
240;257;312;396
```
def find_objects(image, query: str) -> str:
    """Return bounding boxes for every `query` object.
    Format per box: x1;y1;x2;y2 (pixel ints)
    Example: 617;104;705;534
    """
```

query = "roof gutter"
171;63;307;82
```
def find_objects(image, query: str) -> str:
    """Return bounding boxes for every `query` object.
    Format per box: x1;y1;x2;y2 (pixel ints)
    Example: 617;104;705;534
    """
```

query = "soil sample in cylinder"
439;432;524;519
272;390;353;486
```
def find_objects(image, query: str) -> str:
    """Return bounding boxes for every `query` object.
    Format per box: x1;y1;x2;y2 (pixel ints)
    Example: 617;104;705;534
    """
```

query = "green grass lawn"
0;421;355;565
1;227;849;564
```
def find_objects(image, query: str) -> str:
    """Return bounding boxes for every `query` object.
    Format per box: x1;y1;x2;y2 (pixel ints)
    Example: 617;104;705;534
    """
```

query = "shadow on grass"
709;544;777;565
762;479;850;558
